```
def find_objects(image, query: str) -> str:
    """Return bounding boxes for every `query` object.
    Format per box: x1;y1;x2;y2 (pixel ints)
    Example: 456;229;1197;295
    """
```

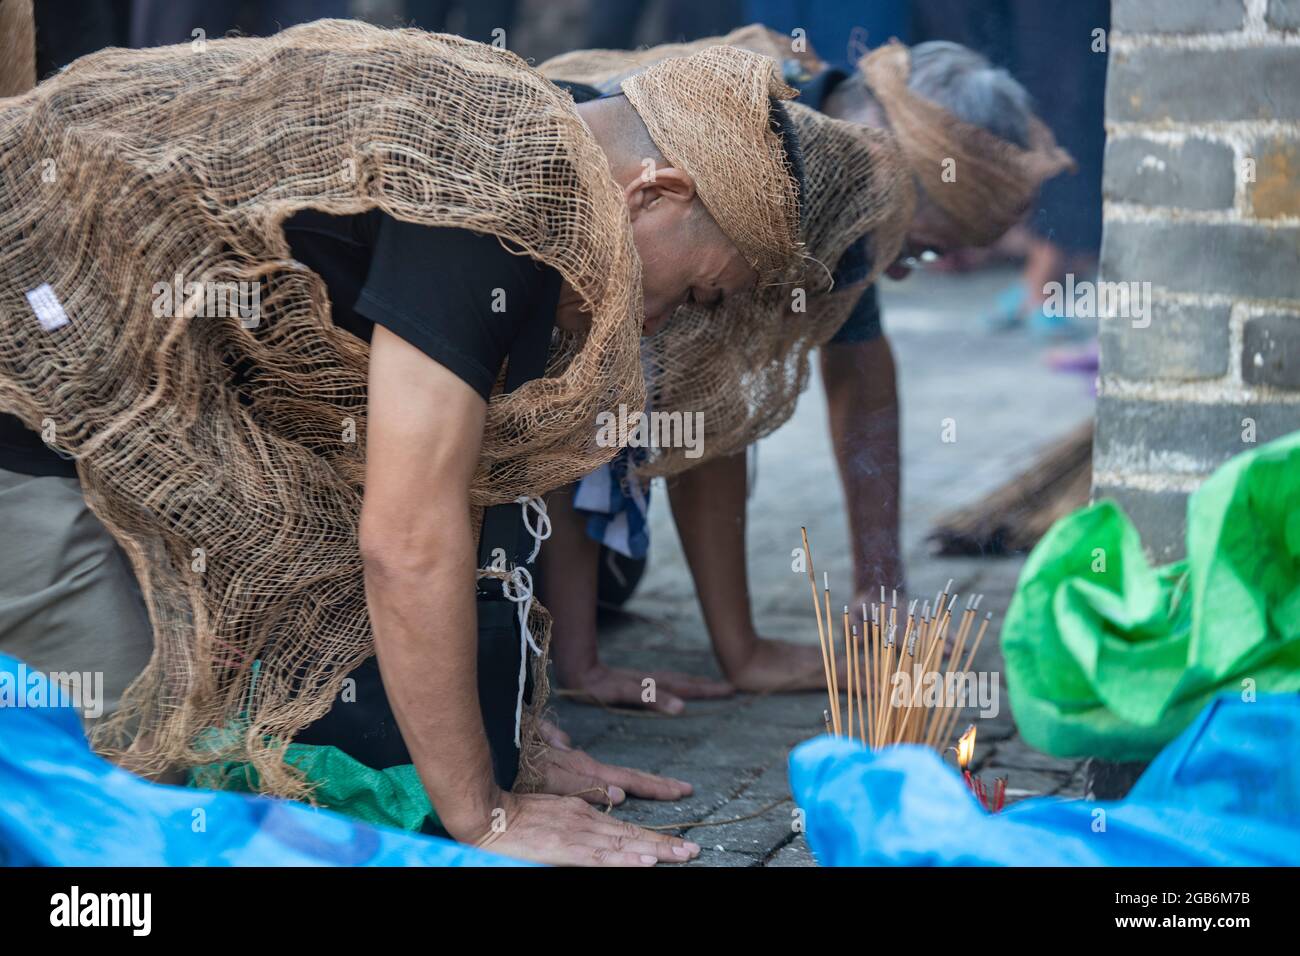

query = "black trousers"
292;549;646;823
596;545;648;610
295;594;528;793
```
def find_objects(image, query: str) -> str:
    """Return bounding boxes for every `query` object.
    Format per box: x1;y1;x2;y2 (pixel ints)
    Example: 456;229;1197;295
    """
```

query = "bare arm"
668;451;837;692
538;483;602;686
665;451;755;678
360;326;496;840
361;327;696;864
541;479;734;712
660;330;901;692
819;335;904;596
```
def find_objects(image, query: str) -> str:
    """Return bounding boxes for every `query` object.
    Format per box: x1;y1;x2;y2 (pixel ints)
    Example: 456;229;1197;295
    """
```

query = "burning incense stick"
823;574;842;735
932;611;994;750
954;725;1006;812
859;605;872;745
800;527;839;736
798;530;1000;753
842;606;855;741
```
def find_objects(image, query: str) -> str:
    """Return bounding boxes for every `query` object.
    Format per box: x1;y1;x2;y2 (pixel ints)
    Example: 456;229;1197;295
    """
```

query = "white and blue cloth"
574;444;651;559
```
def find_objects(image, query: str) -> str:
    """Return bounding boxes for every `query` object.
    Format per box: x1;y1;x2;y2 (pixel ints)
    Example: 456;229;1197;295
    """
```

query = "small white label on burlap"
26;284;70;332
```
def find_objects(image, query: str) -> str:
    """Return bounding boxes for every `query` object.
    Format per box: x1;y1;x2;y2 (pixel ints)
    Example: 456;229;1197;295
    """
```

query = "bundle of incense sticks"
800;527;995;752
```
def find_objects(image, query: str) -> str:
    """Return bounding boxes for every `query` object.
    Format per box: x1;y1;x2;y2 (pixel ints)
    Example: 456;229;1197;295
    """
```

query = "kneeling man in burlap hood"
0;20;804;865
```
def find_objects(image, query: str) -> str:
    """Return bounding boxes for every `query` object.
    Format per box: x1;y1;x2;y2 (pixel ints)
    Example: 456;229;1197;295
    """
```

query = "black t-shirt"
0;217;562;476
282;209;562;400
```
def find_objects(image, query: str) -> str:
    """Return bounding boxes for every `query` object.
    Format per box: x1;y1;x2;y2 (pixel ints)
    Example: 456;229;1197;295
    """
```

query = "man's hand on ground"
561;662;733;715
534;732;693;804
474;792;700;866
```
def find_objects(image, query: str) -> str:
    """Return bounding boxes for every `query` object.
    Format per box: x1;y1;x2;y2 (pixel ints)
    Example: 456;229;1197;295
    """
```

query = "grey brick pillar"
1095;0;1300;566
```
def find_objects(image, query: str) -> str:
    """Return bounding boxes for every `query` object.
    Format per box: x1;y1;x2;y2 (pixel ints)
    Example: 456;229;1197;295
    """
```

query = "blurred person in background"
127;0;348;46
586;0;744;50
745;0;911;68
912;0;1108;337
403;0;520;47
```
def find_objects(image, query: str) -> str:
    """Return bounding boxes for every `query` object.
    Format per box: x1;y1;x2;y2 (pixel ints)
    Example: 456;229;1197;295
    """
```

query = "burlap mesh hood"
0;21;648;794
861;40;1076;247
539;23;805;90
621;46;803;281
541;28;916;479
633;100;915;478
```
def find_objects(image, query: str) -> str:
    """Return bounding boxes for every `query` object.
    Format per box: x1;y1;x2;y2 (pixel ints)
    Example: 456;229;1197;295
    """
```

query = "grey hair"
906;41;1033;148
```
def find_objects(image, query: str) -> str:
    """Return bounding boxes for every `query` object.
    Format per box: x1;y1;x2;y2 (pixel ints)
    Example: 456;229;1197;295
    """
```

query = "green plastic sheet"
1003;429;1300;760
191;739;436;833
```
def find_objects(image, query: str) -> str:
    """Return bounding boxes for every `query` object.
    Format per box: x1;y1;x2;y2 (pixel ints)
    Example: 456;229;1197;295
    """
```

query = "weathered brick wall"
1096;0;1300;561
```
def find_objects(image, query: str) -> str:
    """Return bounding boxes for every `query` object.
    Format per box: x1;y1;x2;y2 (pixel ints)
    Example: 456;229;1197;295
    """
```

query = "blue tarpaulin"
789;693;1300;866
0;652;523;866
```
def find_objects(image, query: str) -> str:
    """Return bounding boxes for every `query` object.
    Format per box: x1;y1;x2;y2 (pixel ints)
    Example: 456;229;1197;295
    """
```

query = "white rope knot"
500;565;541;656
515;495;552;563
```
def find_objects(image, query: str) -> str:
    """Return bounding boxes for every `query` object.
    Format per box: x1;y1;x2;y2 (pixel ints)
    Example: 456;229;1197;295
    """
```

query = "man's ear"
624;166;697;221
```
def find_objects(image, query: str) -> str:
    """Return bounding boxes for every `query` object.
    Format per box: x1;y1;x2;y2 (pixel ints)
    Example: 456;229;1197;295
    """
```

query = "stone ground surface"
549;266;1098;866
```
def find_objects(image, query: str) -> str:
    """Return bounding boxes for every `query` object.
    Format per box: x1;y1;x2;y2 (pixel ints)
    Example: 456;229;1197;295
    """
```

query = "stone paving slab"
766;837;818;867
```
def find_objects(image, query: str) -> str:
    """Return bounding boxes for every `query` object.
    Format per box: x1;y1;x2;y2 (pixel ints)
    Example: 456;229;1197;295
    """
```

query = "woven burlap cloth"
620;43;802;279
0;21;651;796
0;0;35;98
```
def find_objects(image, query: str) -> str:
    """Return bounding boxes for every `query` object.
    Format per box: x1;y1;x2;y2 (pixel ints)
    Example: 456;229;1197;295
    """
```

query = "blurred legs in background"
1011;0;1108;338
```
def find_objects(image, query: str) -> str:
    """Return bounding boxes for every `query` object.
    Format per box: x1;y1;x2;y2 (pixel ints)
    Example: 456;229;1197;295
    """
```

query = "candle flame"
956;724;977;770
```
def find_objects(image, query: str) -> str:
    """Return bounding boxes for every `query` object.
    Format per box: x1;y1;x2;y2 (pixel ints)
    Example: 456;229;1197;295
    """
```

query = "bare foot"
727;637;846;694
535;742;693;805
561;663;733;715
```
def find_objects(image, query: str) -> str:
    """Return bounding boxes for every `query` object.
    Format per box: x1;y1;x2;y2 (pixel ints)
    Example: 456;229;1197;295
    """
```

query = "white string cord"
473;496;550;747
516;494;551;563
499;565;540;747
